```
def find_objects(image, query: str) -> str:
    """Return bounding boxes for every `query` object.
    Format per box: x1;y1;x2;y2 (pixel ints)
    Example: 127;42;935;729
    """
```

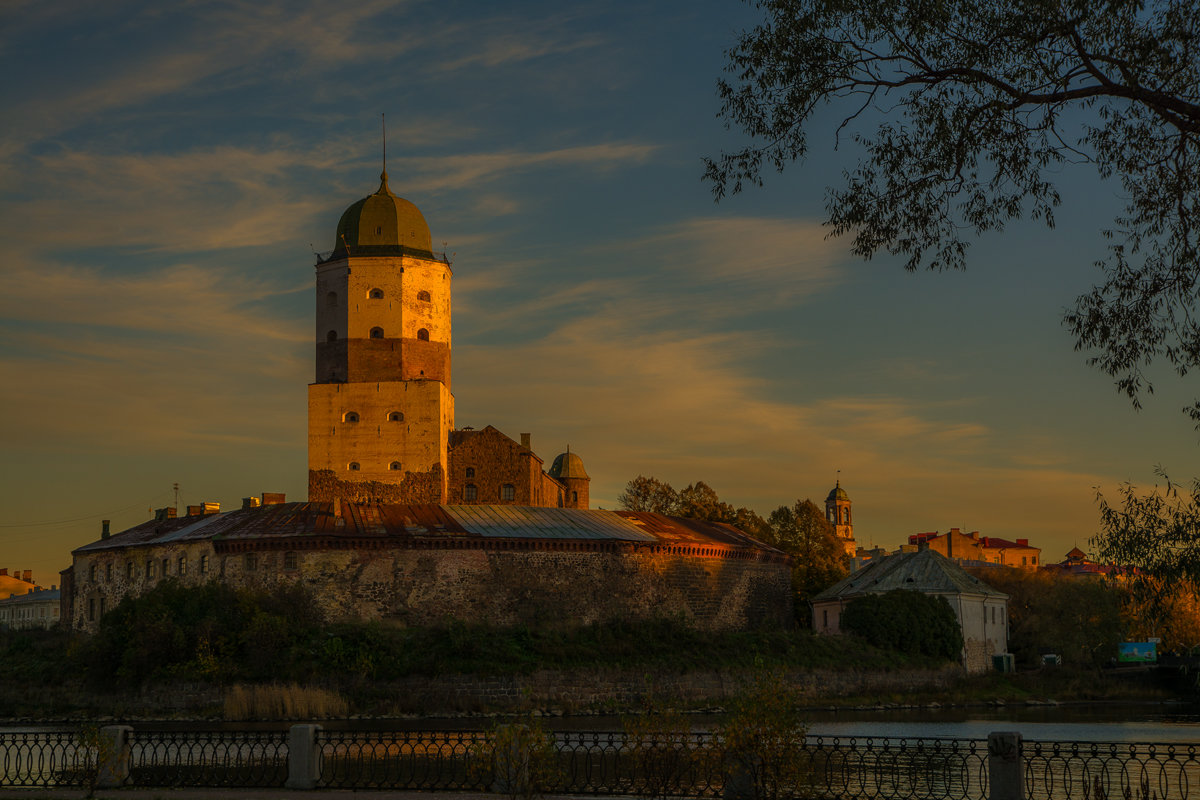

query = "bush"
841;590;964;661
717;667;808;800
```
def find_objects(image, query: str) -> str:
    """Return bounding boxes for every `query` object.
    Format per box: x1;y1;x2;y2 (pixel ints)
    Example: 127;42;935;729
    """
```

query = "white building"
812;549;1008;673
0;587;61;630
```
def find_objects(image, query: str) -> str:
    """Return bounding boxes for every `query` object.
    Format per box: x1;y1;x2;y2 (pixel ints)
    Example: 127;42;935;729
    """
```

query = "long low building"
65;496;793;633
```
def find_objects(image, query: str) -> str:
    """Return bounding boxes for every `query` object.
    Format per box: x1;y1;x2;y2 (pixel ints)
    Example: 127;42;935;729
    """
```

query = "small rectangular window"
145;560;154;579
284;552;298;570
106;563;112;581
178;555;187;575
89;564;97;582
88;598;95;621
162;558;170;576
127;562;134;580
244;552;257;572
99;597;106;616
200;554;209;574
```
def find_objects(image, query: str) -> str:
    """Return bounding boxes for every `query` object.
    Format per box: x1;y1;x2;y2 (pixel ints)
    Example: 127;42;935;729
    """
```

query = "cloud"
405;143;660;193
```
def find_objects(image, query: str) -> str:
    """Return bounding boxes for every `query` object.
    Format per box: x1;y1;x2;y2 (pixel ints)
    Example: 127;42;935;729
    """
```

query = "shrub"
718;667;808;800
841;590;964;661
471;715;560;800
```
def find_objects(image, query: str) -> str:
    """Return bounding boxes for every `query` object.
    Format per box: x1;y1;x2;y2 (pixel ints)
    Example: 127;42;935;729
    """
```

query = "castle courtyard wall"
75;539;792;632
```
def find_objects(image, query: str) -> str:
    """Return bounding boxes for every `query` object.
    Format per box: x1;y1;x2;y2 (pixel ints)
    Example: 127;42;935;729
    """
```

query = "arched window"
389;461;402;471
369;288;384;299
465;467;475;478
343;411;359;423
370;327;384;339
326;330;337;342
326;291;337;309
388;411;404;422
417;290;431;302
464;484;477;501
417;328;430;341
348;462;360;471
501;484;515;501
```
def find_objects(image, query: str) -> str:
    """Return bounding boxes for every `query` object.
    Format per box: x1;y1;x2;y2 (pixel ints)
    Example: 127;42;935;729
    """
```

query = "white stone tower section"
308;171;454;503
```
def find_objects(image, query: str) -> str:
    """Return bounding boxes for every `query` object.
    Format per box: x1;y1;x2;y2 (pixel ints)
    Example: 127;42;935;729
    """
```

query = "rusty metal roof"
73;503;786;555
813;549;1007;602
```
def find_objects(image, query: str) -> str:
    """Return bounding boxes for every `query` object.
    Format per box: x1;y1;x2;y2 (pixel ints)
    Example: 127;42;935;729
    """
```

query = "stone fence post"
988;731;1024;800
286;724;322;790
96;725;132;789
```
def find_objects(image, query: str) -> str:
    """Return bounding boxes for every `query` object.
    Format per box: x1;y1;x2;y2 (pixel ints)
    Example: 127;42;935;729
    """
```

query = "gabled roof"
73;503;787;556
813;549;1006;602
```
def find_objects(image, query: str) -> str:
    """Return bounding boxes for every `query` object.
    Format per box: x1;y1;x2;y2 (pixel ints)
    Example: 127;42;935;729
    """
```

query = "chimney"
22;570;32;583
520;433;531;450
261;493;286;506
0;568;7;577
242;496;262;510
200;501;220;515
186;505;203;517
101;519;111;539
1017;538;1029;546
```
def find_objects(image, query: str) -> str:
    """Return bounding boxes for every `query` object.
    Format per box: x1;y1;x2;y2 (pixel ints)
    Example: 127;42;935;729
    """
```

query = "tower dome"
333;171;433;257
549;451;589;480
826;483;849;503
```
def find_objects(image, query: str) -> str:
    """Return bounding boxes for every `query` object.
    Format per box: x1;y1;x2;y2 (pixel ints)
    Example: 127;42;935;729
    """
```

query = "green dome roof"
826;483;849;503
333;171;433;257
549;451;589;481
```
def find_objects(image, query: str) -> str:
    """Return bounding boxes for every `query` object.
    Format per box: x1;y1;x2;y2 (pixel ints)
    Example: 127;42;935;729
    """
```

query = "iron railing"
0;725;1194;800
0;730;90;788
1026;741;1200;800
125;728;288;787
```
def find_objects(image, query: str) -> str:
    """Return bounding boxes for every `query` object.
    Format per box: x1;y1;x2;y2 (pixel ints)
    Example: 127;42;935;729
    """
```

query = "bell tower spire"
825;479;856;556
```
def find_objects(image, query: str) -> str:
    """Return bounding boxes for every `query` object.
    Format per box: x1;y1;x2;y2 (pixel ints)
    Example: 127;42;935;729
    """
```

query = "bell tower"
307;169;454;503
825;481;856;556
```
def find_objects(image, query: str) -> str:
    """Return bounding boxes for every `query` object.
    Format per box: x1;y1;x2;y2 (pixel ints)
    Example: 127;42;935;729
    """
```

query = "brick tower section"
308;250;454;503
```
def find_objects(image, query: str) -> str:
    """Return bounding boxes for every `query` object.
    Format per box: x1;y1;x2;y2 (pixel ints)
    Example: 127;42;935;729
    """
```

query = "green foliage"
717;667;808;800
841;590;964;661
968;567;1125;668
1093;473;1200;583
78;580;323;685
705;0;1200;423
765;499;849;618
471;715;560;800
617;476;771;536
622;690;705;800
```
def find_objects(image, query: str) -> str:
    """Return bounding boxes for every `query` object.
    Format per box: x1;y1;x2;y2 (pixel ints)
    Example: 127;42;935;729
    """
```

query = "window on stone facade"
464;484;477;501
388;411;403;421
127;561;134;580
417;328;430;341
417;290;431;302
88;598;95;622
145;560;154;580
99;598;106;616
162;558;170;577
284;552;298;570
89;564;97;582
1032;556;1037;565
326;330;337;342
823;609;828;629
572;491;578;504
245;552;257;572
105;563;112;581
389;461;402;470
348;462;360;471
343;411;359;423
200;555;209;574
370;327;384;339
369;288;384;299
501;484;515;501
178;555;187;575
465;467;475;478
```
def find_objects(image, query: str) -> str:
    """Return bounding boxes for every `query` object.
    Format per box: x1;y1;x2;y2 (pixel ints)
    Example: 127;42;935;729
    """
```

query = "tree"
840;589;963;660
705;0;1200;422
618;475;681;515
765;499;848;612
616;476;772;537
1093;474;1200;580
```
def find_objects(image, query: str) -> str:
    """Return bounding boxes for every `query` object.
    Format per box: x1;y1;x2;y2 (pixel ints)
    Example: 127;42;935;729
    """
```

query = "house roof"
813;549;1007;602
73;503;787;556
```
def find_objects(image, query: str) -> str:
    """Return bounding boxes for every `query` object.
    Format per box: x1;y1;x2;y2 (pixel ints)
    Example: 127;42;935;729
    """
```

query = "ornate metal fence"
0;730;90;788
0;725;1195;799
317;728;486;790
125;728;288;787
1026;741;1200;800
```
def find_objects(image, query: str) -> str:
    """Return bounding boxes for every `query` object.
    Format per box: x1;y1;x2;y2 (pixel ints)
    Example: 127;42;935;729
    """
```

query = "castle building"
62;169;794;633
308;170;583;507
825;482;856;556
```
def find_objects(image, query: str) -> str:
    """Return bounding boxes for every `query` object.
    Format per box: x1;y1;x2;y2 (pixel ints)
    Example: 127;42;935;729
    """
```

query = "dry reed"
223;683;348;720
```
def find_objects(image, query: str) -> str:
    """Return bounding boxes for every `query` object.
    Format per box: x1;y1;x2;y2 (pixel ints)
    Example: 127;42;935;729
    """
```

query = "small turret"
549;449;590;509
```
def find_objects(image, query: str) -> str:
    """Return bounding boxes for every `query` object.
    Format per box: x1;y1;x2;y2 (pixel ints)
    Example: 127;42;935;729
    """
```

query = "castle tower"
825;481;856;556
548;449;590;509
308;170;454;503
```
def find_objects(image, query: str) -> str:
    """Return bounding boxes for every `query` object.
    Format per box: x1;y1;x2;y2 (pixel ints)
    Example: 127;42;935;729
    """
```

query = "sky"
1;0;1196;586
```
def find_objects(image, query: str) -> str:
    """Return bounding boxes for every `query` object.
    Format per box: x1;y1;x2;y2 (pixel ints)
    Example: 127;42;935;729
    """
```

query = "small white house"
812;549;1008;672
